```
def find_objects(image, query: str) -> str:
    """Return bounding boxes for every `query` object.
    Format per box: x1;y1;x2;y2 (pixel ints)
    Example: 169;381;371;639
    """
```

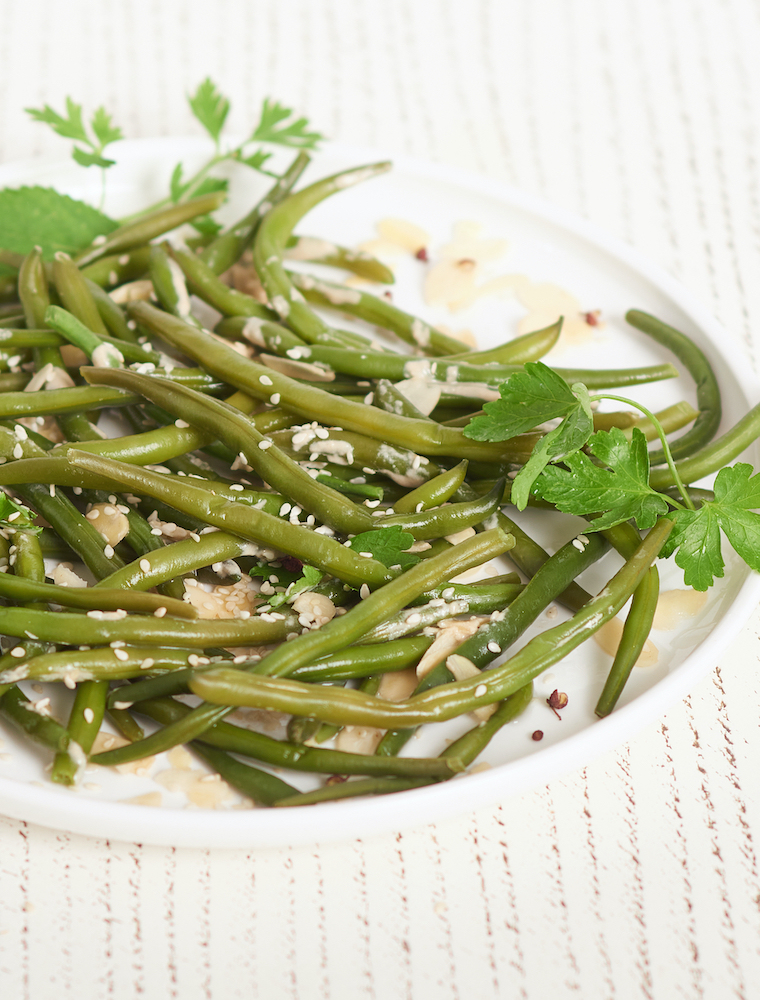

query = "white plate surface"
0;139;759;848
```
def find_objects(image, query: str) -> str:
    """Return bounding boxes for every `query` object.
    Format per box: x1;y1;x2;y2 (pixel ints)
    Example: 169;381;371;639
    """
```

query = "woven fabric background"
1;1;760;997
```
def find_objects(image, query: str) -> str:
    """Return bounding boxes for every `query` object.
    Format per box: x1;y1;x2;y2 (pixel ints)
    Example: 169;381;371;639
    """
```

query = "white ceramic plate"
1;139;759;848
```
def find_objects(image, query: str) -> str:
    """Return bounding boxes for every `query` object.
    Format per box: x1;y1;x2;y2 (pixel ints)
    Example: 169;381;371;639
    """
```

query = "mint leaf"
464;361;581;442
536;427;671;531
349;525;419;571
90;107;123;148
251;99;322;149
663;464;760;589
26;98;88;143
0;187;116;260
188;78;230;144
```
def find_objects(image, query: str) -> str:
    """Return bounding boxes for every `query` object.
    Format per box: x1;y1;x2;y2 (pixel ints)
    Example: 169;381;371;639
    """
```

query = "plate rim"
1;137;759;848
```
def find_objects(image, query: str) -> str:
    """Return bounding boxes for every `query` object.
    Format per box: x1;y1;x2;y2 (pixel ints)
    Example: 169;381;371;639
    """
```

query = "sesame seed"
175;419;189;428
83;708;94;724
487;642;501;654
259;375;273;386
10;647;25;658
113;701;133;711
270;393;281;405
114;649;130;661
154;607;167;618
258;439;273;450
572;539;584;551
139;559;151;572
104;545;115;559
73;487;83;495
140;658;154;670
475;684;487;697
229;484;244;491
359;584;370;600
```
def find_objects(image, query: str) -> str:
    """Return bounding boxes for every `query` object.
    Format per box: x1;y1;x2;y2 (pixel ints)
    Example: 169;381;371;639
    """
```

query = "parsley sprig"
25;78;322;233
26;98;123;209
465;361;760;590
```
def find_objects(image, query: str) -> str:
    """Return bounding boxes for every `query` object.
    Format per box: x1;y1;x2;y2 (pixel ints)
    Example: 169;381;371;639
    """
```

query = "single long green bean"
74;192;227;267
595;566;660;717
0;572;195;617
626;309;721;464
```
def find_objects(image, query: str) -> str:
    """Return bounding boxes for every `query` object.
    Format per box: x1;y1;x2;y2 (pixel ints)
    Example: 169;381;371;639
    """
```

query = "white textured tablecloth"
1;1;760;997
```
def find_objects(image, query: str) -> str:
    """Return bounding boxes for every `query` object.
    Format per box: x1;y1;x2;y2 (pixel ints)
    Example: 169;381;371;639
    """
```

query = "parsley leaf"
251;99;323;149
0;494;41;534
26;97;88;143
267;565;323;608
26;98;123;176
90;107;123;148
349;525;419;571
0;186;116;260
188;78;230;145
536;427;671;531
510;382;594;508
662;464;760;589
464;361;581;442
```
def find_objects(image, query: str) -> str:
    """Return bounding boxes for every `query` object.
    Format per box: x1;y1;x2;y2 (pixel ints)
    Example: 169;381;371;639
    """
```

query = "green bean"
45;306;124;367
649;401;760;488
595;565;660;717
0;646;198;685
252;163;391;341
52;679;108;785
0;606;298;649
80;246;152;288
0;686;72;753
626;309;721;464
85;277;138;342
190;743;299;806
170;245;278;321
0;572;195;617
444;321;563;365
53;252;109;336
441;682;534;765
288;272;468;355
95;532;248;592
0;385;139;419
285;234;394;283
392;461;468;514
106;706;144;743
18;249;50;329
201;151;311;275
74;192;227;268
123;696;462;779
274;776;432;806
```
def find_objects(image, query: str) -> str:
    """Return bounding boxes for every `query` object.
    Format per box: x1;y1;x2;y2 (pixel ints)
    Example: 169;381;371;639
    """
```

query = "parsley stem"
593;394;696;511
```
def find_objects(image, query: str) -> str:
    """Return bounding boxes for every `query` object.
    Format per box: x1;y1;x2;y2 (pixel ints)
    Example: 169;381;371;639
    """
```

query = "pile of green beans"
0;150;743;811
